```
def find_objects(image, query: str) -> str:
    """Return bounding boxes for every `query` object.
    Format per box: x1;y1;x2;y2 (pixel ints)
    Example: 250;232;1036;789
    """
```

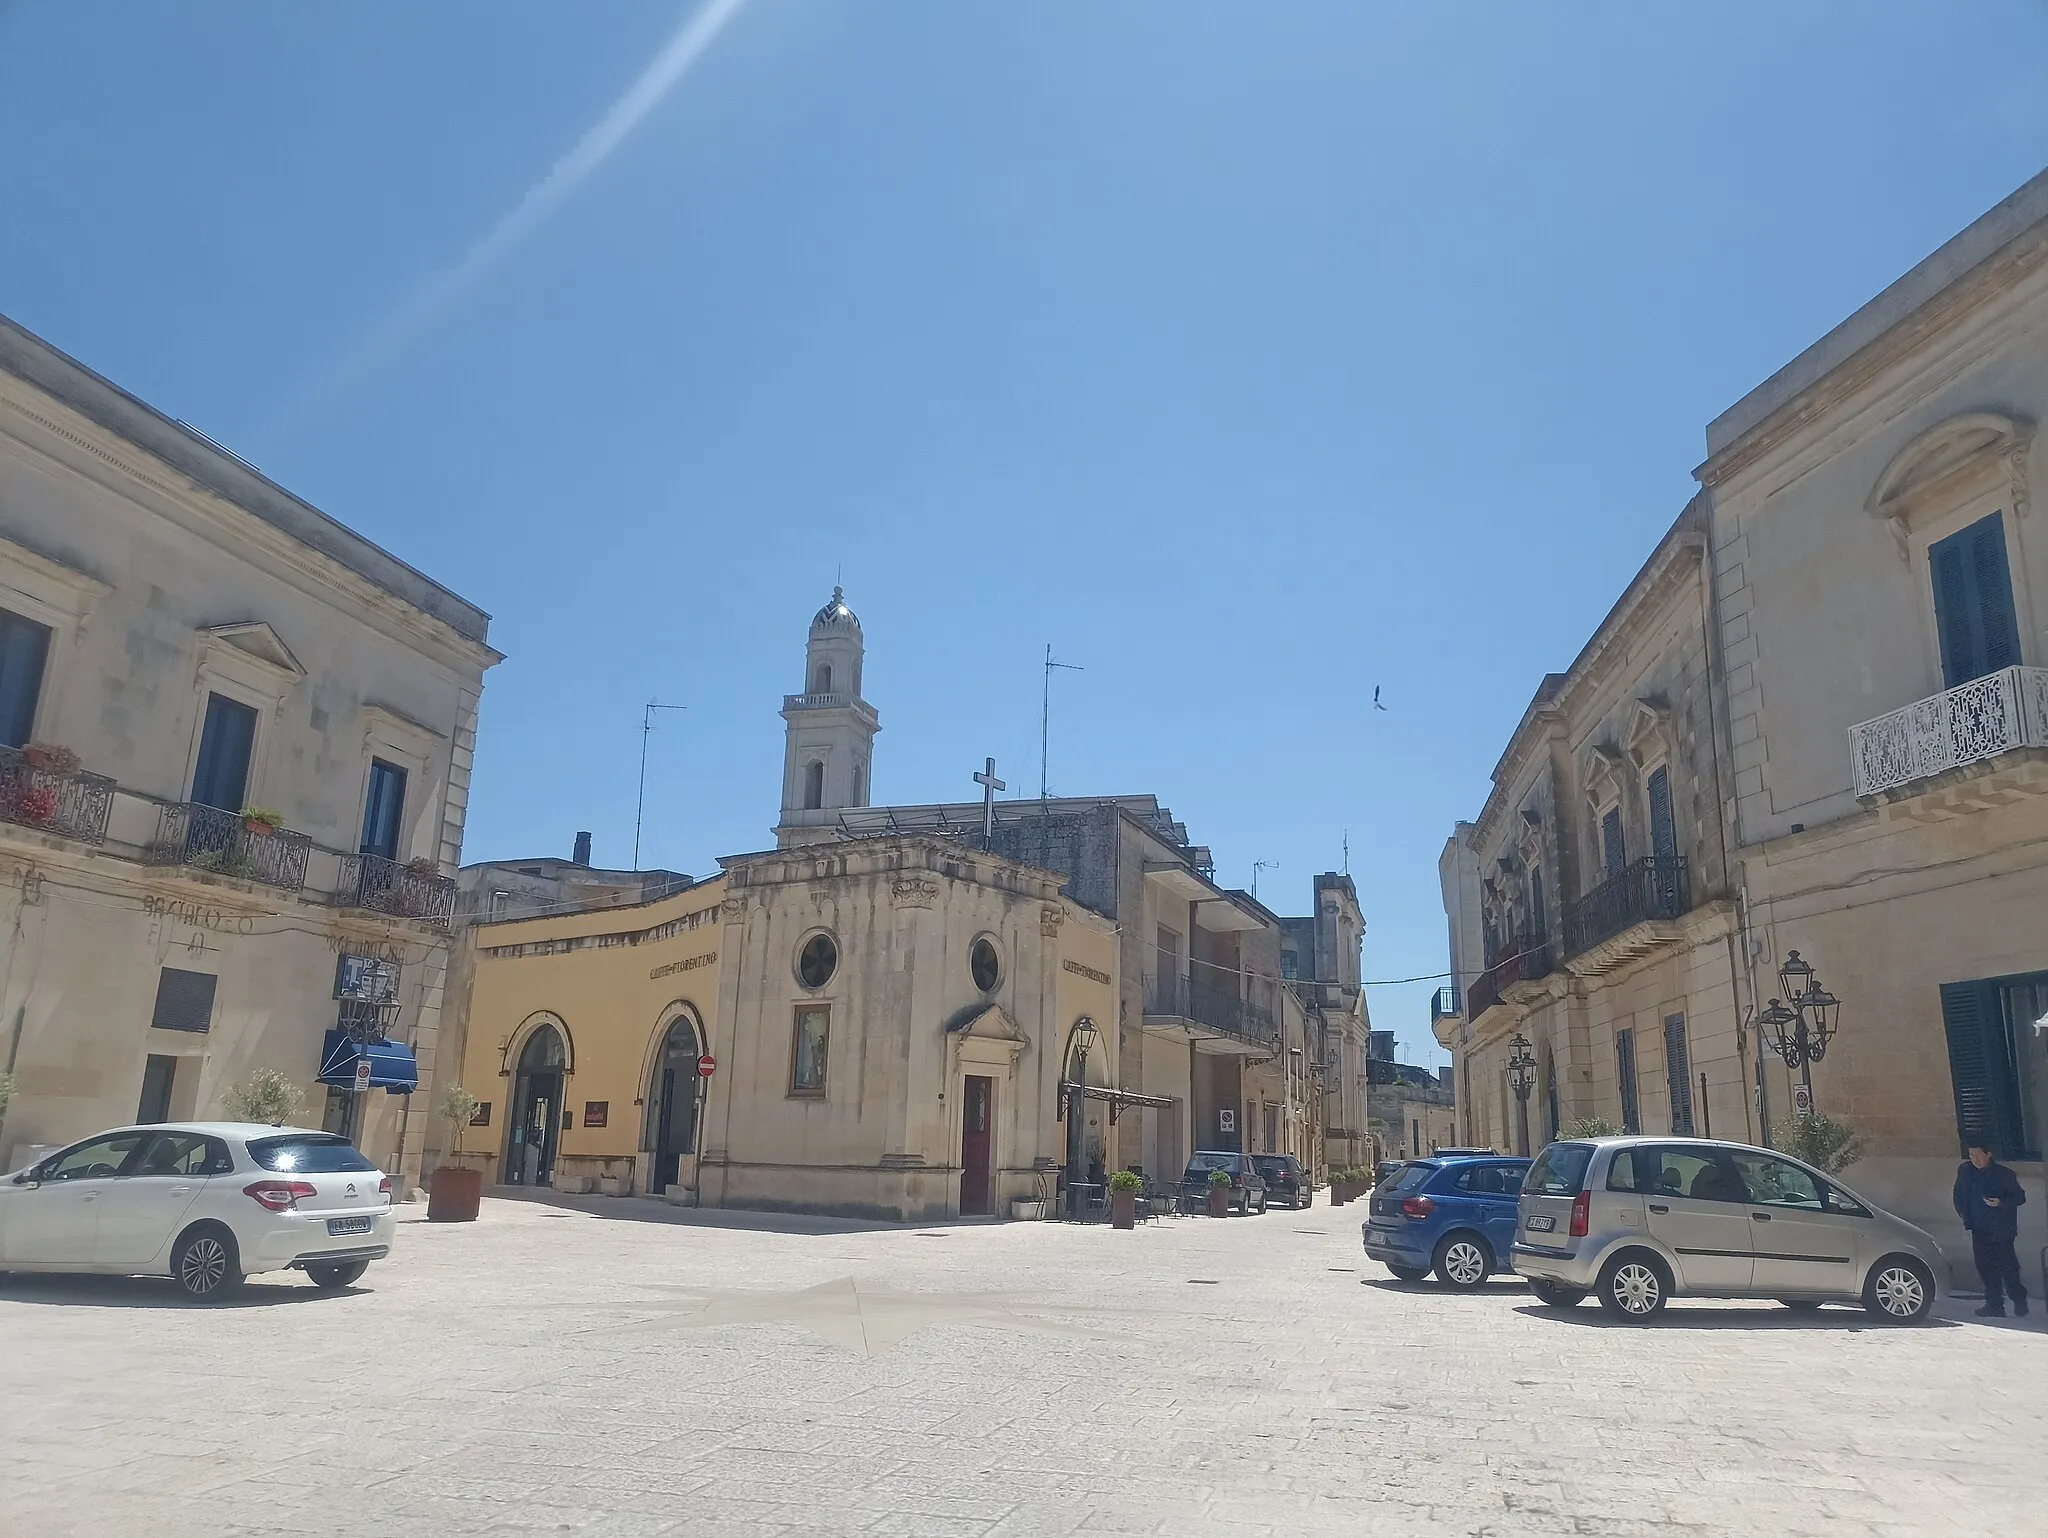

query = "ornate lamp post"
1506;1032;1538;1156
1756;949;1841;1117
1060;1016;1101;1218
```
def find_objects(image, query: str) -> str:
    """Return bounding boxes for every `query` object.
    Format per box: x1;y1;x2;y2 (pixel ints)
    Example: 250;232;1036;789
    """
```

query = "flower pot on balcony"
1109;1189;1137;1229
22;743;79;776
15;784;57;825
427;1165;482;1222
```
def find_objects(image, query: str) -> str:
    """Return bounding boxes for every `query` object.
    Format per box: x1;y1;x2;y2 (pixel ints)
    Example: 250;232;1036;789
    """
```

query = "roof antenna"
1040;644;1084;799
1342;829;1349;874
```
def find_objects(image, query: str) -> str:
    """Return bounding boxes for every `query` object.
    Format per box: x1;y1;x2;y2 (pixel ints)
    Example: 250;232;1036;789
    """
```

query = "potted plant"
406;855;440;875
1108;1168;1143;1229
21;742;79;776
428;1083;485;1221
240;805;285;835
14;783;57;825
1207;1166;1234;1216
1330;1166;1349;1206
220;1067;308;1127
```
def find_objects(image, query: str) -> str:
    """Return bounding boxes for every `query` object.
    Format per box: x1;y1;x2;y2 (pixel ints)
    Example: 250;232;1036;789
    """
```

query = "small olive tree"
438;1083;480;1157
221;1067;308;1127
1559;1115;1624;1139
1773;1112;1864;1174
0;1068;15;1126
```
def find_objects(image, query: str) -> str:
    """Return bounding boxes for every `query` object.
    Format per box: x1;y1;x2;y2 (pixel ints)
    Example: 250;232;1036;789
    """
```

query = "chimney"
572;831;592;866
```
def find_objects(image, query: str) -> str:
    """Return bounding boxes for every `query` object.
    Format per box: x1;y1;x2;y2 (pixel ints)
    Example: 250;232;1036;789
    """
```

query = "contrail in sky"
259;0;750;450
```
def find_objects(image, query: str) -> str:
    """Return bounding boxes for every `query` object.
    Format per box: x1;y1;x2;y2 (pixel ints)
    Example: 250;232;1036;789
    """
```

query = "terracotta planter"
427;1165;483;1222
1207;1185;1231;1217
244;818;277;836
1109;1188;1137;1229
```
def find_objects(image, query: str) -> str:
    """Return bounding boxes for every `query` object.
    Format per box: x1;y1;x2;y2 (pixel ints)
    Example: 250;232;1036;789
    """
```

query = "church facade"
436;588;1362;1217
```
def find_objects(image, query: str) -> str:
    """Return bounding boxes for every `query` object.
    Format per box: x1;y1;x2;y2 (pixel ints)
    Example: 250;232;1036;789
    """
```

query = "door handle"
169;1186;191;1197
1752;1212;1773;1221
81;1192;99;1203
1648;1203;1669;1214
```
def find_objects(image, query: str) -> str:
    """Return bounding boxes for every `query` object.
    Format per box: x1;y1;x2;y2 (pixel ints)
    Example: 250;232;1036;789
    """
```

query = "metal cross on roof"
974;757;1006;840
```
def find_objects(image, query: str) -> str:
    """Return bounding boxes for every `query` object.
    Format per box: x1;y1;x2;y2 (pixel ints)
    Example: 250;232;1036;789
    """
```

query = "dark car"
1361;1155;1532;1287
1178;1151;1268;1214
1250;1154;1309;1208
1374;1159;1405;1186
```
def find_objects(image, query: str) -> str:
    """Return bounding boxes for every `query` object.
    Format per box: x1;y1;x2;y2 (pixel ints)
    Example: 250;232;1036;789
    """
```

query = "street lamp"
1506;1033;1537;1156
1060;1016;1100;1218
1757;950;1842;1116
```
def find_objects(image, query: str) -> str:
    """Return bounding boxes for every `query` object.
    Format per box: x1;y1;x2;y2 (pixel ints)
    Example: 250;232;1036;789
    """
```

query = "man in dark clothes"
1953;1143;2030;1318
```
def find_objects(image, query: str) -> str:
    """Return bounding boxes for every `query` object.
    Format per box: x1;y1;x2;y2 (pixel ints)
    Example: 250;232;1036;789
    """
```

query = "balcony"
334;852;457;930
1465;934;1552;1022
1142;972;1279;1052
1849;665;2048;800
147;802;311;893
1562;855;1692;973
1428;985;1461;1024
782;691;852;711
0;746;115;844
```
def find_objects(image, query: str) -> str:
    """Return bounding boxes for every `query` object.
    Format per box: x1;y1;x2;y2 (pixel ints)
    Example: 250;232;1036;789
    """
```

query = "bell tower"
776;587;881;847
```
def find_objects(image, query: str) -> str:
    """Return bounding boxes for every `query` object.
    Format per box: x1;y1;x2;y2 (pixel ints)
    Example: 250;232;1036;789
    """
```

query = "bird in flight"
1373;686;1387;712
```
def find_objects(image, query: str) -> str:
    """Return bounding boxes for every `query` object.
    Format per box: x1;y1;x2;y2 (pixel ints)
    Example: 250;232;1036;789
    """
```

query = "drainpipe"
1740;884;1771;1147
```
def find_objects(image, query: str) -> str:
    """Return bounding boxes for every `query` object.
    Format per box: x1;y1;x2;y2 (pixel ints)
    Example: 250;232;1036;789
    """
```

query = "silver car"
1512;1135;1944;1324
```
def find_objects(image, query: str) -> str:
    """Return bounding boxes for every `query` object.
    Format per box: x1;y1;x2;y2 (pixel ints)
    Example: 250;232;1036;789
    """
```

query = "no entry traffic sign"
697;1054;717;1077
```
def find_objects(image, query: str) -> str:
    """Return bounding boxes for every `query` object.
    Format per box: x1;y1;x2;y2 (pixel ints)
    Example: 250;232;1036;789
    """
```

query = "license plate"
326;1216;373;1236
1525;1214;1555;1233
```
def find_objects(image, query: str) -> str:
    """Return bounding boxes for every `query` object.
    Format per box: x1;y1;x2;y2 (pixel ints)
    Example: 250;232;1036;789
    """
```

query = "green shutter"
1647;767;1675;858
1971;515;2021;673
1930;512;2021;687
1939;980;2017;1155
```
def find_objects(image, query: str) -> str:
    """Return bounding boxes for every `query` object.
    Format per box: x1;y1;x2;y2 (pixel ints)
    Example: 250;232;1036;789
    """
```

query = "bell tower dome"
776;587;881;846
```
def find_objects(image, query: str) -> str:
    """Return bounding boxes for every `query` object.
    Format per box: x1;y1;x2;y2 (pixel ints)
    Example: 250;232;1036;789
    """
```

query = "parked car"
1250;1154;1309;1208
1373;1160;1405;1186
1513;1136;1944;1324
1178;1151;1268;1214
0;1123;395;1301
1362;1154;1531;1286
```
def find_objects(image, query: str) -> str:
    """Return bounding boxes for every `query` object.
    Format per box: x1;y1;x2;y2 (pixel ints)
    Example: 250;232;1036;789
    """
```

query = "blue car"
1361;1155;1532;1288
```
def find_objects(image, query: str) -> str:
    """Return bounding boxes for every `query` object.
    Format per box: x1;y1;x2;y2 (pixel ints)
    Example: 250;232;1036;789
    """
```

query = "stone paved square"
3;1195;2043;1537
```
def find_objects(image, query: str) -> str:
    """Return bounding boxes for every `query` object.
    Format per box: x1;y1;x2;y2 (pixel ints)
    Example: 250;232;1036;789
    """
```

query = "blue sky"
3;3;2044;1062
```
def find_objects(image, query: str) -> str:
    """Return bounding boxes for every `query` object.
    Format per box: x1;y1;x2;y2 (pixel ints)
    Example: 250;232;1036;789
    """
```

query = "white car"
0;1122;395;1301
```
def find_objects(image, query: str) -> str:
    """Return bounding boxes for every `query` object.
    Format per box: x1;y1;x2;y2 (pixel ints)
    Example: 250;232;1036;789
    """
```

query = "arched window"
802;760;824;810
813;663;832;695
851;761;865;806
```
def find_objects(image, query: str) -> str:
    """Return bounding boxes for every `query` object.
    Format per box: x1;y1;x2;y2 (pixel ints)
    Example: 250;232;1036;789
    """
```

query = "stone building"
0;314;498;1185
1437;165;2048;1260
434;587;1349;1214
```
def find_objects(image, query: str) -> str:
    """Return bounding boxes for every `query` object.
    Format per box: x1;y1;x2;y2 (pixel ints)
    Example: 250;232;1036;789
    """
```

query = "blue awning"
318;1030;418;1094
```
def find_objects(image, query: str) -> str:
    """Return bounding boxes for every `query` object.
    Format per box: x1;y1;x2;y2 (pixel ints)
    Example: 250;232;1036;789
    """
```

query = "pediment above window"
1583;745;1625;808
1625;699;1674;771
1867;411;2034;560
202;621;306;683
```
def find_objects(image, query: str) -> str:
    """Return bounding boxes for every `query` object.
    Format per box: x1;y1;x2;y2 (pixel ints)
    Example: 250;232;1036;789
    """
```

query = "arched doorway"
506;1024;566;1187
648;1011;703;1195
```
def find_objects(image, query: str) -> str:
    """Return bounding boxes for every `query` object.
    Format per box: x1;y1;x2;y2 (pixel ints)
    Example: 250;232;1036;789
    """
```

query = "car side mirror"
11;1169;37;1186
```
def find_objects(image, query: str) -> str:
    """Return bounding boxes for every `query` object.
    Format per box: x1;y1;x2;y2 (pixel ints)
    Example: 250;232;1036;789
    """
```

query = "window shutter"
1601;808;1625;878
1970;514;2021;674
1647;767;1676;858
1615;1027;1640;1134
1530;867;1546;941
151;968;217;1034
1664;1014;1694;1136
1939;980;2017;1155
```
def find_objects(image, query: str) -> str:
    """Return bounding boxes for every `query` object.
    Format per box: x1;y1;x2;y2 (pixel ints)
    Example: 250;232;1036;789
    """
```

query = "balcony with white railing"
1849;666;2048;799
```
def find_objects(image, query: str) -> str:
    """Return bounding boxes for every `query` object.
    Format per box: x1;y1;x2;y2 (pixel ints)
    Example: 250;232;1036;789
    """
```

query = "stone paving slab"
1;1192;2042;1537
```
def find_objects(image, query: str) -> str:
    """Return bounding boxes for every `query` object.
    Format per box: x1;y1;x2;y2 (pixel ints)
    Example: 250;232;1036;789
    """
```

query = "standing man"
1953;1143;2030;1318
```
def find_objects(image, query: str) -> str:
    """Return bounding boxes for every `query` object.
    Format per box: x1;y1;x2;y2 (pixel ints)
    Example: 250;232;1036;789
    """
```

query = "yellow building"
443;837;1126;1222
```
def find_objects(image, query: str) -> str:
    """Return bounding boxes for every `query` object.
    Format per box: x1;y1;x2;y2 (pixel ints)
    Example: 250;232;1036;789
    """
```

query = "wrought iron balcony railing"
1429;985;1461;1023
334;851;457;930
1465;934;1552;1020
1142;973;1279;1047
1562;856;1691;958
0;746;115;844
1848;665;2048;798
147;802;311;893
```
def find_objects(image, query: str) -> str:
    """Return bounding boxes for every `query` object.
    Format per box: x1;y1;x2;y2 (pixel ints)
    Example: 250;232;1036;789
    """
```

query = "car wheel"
1778;1299;1825;1313
1433;1232;1491;1289
1595;1251;1669;1321
1528;1279;1586;1309
1863;1255;1935;1325
172;1226;243;1303
1386;1263;1431;1283
306;1261;370;1290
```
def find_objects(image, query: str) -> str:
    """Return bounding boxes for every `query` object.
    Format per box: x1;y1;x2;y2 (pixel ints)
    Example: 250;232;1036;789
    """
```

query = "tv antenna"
1252;859;1280;900
1040;644;1084;799
633;700;687;870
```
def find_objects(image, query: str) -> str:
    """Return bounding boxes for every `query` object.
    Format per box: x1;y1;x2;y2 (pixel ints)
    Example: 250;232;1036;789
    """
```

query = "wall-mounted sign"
697;1054;717;1078
470;1102;491;1128
1219;1108;1236;1133
583;1101;609;1128
335;954;400;1003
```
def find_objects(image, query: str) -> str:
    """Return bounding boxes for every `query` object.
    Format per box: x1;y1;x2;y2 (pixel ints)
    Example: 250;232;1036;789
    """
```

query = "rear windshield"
1184;1153;1240;1174
246;1135;375;1174
1250;1156;1296;1175
1524;1142;1595;1197
1390;1163;1437;1193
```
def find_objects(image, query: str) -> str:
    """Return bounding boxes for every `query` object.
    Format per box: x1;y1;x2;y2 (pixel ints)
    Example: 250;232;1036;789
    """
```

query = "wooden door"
960;1075;994;1215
